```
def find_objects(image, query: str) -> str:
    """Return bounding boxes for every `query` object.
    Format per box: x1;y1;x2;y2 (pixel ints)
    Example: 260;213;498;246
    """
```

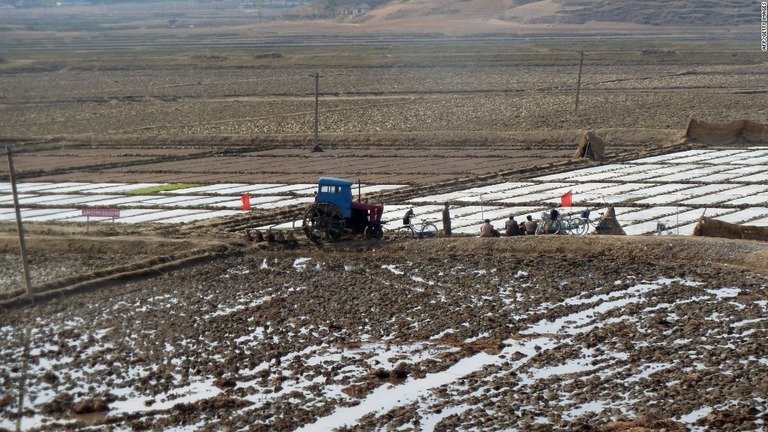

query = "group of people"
404;204;539;238
480;214;537;237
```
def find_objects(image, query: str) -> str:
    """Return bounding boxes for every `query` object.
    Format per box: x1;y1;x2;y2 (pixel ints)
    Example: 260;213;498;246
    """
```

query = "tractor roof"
319;177;354;187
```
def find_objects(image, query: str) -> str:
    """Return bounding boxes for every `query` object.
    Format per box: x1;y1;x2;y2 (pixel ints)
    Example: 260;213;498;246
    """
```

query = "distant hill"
358;0;756;28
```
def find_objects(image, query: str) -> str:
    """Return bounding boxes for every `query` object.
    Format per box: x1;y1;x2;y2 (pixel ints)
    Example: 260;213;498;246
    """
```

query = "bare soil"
0;5;767;431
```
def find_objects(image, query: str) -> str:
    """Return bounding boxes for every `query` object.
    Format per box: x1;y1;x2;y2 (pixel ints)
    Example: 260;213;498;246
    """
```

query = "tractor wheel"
303;202;345;243
365;224;384;240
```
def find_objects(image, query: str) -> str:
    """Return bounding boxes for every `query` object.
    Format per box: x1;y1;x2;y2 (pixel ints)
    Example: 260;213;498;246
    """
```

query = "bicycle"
656;219;673;235
392;219;438;239
566;209;613;235
535;211;567;235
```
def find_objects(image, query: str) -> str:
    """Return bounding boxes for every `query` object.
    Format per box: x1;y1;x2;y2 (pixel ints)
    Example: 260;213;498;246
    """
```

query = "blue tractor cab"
303;177;385;243
316;177;354;219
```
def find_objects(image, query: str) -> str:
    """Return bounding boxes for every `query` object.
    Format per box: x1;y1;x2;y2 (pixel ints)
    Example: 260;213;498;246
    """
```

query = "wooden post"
310;72;324;152
574;51;584;116
6;145;33;299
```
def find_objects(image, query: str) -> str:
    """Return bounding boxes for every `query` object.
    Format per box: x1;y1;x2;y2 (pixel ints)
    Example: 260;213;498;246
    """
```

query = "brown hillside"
358;0;756;31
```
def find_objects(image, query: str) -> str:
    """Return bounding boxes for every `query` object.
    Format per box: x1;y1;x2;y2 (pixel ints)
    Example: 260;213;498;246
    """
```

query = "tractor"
302;177;384;243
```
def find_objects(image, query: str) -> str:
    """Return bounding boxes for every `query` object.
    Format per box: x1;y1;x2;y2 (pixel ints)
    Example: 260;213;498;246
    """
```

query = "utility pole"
574;50;585;116
6;145;33;300
310;72;324;153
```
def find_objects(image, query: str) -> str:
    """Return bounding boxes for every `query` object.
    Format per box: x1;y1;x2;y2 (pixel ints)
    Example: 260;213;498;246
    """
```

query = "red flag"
241;193;251;211
561;190;572;208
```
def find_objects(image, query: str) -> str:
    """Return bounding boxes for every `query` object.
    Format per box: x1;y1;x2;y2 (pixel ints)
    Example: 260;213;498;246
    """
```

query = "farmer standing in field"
442;202;452;236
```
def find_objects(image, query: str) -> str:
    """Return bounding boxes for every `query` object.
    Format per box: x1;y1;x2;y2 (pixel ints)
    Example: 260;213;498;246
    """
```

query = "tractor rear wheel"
303;202;345;243
365;224;384;240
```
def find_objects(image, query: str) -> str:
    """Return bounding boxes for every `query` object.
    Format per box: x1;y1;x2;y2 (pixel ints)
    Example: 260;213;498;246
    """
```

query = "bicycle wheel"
420;223;438;238
535;221;545;235
570;218;588;235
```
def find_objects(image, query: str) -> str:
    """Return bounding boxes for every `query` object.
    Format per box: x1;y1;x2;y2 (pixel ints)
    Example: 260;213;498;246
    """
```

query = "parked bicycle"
391;219;438;239
535;211;569;235
566;209;613;235
656;219;672;235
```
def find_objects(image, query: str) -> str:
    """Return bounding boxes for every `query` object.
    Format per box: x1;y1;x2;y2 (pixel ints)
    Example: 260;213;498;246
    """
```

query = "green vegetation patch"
126;184;199;195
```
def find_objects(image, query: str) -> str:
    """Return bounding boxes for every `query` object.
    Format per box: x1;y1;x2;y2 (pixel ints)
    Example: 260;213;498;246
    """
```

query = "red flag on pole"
241;193;251;211
561;190;573;208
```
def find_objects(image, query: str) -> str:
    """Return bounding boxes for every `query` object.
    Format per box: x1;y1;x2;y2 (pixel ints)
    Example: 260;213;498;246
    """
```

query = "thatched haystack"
693;216;768;241
573;131;606;161
595;206;625;235
684;118;768;145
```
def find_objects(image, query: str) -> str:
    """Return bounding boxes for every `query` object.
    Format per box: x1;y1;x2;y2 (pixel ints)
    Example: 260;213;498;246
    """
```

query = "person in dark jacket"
403;208;414;226
442;202;452;236
505;215;523;236
524;215;538;235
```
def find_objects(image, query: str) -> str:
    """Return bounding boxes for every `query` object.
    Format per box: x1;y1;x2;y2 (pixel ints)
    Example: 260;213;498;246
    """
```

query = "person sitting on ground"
480;219;500;237
403;208;414;226
524;215;538;235
505;215;523;236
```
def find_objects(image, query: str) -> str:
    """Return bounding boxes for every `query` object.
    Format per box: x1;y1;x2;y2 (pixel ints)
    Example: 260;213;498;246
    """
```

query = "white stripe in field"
665;150;743;164
18;194;78;205
154;210;242;224
610;164;666;174
168;196;238;207
720;166;768;175
739;156;768;165
696;172;751;183
611;171;669;182
0;194;36;204
212;184;287;195
244;184;294;194
644;165;733;183
565;183;652;203
170;183;251;196
254;197;314;209
560;170;633;182
730;173;768;183
745;216;768;226
82;183;166;193
22;210;85;222
19;182;93;192
724;194;768;206
112;209;211;224
629;150;713;164
496;183;606;205
291;185;322;195
359;185;408;194
72;183;127;192
684;151;755;165
465;182;534;195
137;195;196;206
713;207;768;224
618;206;689;223
92;195;165;207
409;183;535;203
0;182;53;193
680;185;768;205
163;183;250;194
547;164;634;181
253;184;317;194
0;208;74;221
35;183;112;194
474;183;574;202
634;184;736;205
46;195;124;206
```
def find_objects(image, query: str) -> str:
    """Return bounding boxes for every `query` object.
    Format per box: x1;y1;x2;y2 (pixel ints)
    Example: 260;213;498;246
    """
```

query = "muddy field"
1;236;768;431
1;6;767;432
